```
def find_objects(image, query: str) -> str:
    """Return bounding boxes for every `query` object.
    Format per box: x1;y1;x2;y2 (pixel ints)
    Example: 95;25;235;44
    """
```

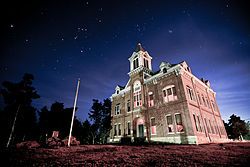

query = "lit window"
151;117;156;135
175;113;184;132
148;92;154;107
163;85;178;103
115;104;120;115
186;86;195;101
166;115;174;133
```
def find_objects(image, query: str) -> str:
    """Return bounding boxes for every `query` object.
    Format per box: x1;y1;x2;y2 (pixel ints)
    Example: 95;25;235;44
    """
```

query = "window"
118;124;121;136
175;114;184;132
209;120;214;134
127;100;131;112
206;98;211;108
151;117;156;135
187;86;195;101
114;124;117;136
193;114;199;132
148;92;154;107
133;57;139;69
163;68;167;73
127;122;131;135
212;120;217;134
115;104;120;115
197;92;202;105
204;118;210;133
211;101;216;111
133;81;142;107
163;85;177;102
144;58;149;68
202;95;207;107
166;115;174;133
197;115;203;132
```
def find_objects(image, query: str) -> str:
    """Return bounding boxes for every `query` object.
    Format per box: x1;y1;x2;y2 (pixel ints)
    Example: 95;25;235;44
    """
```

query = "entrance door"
138;124;144;137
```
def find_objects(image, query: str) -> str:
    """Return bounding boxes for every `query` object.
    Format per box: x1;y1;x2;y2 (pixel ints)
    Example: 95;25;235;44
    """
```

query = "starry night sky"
1;0;250;122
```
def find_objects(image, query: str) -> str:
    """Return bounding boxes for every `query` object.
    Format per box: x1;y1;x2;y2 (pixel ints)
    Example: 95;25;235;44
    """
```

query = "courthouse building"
109;43;228;144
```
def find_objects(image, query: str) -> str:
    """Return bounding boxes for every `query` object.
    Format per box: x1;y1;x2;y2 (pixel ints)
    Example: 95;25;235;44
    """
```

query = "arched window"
133;80;142;107
162;85;177;102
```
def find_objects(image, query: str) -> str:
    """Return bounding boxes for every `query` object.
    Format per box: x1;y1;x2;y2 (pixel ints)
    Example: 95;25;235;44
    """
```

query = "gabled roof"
135;43;145;52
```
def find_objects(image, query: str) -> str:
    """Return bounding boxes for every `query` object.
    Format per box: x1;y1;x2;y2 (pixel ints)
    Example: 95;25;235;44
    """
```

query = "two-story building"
109;43;228;144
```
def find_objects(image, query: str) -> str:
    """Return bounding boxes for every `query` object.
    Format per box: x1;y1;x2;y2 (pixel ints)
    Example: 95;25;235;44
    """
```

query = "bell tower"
128;43;152;76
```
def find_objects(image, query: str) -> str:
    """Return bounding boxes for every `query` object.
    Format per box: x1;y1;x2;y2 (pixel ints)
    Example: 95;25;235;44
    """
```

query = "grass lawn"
1;142;250;166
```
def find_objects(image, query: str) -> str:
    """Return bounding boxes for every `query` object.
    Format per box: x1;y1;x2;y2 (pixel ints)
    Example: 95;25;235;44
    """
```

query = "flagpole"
68;78;80;147
6;104;21;148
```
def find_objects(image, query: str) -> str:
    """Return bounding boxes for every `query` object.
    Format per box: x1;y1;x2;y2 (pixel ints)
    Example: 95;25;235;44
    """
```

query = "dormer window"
163;68;167;73
116;90;119;94
133;56;139;69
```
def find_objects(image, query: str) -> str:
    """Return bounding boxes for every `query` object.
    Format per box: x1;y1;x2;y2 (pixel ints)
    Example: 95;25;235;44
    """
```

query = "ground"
1;142;250;166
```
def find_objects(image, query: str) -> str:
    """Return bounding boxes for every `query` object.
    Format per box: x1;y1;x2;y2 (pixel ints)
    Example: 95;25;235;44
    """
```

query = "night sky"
1;0;250;122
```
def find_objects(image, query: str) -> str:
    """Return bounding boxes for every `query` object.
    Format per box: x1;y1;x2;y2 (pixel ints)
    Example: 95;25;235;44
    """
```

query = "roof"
135;43;145;52
117;85;125;90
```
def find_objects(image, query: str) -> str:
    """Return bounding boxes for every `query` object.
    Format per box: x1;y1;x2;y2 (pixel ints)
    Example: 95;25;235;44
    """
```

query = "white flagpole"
68;78;80;147
6;104;21;148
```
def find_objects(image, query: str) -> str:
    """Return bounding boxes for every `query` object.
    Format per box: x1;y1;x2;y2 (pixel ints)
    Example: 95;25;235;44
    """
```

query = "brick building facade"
109;43;228;144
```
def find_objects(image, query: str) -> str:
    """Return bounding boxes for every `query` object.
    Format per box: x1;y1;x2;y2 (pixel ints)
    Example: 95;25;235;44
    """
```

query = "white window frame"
187;86;195;101
166;114;174;134
115;104;120;115
162;85;177;103
175;113;184;133
148;91;154;107
150;117;157;135
133;80;142;107
118;123;122;136
114;124;117;136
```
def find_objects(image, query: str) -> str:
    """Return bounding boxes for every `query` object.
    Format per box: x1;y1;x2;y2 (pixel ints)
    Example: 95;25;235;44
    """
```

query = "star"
74;36;78;40
10;24;14;28
80;50;83;53
25;39;29;42
168;30;173;34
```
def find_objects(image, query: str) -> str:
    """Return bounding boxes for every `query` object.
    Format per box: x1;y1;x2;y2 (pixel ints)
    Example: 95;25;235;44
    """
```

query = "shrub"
133;137;146;145
120;137;132;145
